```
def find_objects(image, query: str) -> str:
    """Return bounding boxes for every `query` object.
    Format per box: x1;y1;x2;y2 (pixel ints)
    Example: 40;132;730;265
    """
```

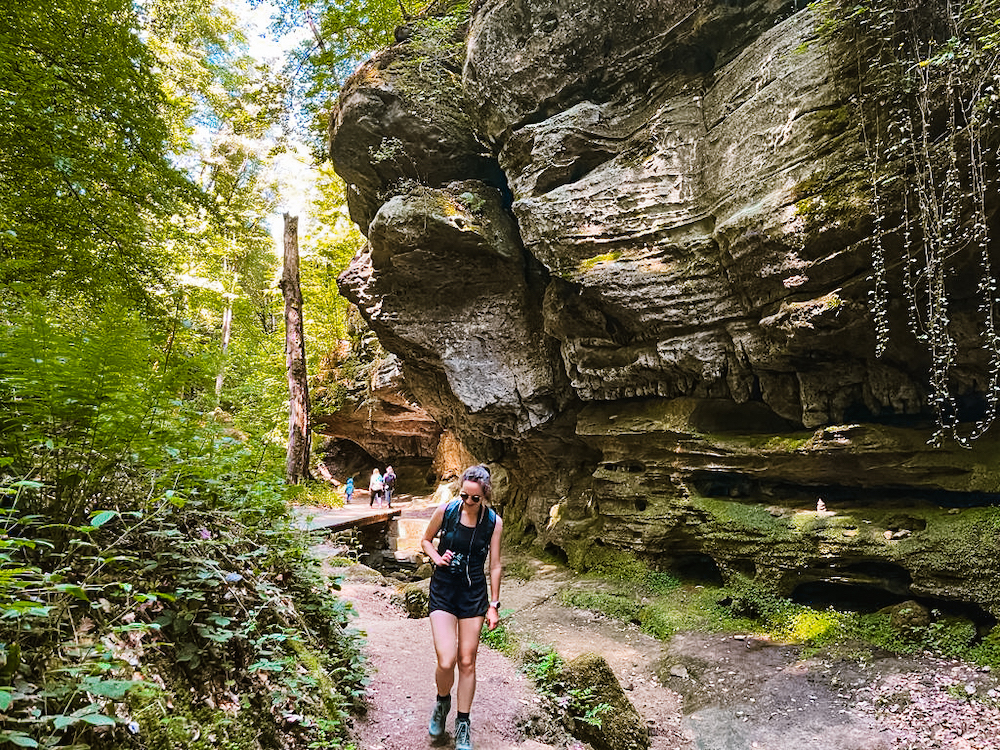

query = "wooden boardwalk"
292;493;438;560
291;503;401;533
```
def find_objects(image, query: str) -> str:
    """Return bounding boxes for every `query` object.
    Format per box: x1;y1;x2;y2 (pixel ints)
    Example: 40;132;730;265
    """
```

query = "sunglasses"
459;492;482;503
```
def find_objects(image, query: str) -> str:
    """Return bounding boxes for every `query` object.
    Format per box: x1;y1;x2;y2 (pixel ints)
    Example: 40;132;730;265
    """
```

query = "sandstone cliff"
331;0;1000;620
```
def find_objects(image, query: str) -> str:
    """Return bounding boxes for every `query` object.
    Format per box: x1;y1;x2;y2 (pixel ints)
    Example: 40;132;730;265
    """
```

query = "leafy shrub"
558;590;641;623
0;304;365;749
724;576;793;622
967;626;1000;671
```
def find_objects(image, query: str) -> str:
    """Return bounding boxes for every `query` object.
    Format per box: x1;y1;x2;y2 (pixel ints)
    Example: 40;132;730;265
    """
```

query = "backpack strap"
442;499;463;538
441;500;496;554
481;507;496;542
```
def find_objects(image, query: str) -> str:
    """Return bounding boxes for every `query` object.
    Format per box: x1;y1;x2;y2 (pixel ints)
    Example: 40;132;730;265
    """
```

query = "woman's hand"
485;605;500;630
436;549;454;567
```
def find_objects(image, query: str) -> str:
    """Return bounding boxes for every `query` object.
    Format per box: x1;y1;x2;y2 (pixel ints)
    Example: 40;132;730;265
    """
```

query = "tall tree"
0;0;198;303
142;0;287;418
280;213;312;483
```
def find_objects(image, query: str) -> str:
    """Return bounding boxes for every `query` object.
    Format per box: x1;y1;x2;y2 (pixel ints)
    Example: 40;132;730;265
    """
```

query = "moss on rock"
559;652;649;750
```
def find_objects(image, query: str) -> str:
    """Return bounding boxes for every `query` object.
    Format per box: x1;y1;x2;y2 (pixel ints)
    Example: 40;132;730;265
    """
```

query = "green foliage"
480;609;518;656
561;581;742;642
271;0;473;156
558;560;996;672
725;575;794;621
271;0;427;153
522;646;564;686
0;305;365;749
967;625;1000;670
293;482;347;509
570;545;682;595
297;164;366;416
0;0;200;303
559;589;641;622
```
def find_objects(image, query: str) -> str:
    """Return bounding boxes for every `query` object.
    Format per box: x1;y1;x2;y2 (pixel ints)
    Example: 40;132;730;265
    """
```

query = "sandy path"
341;576;566;750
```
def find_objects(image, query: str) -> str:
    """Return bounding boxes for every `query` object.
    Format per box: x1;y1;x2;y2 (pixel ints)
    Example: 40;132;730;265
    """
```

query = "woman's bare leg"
429;610;459;697
456;616;485;712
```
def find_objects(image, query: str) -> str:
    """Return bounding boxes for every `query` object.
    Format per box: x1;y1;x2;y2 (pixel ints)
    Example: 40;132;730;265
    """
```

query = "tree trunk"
214;298;233;402
279;213;312;484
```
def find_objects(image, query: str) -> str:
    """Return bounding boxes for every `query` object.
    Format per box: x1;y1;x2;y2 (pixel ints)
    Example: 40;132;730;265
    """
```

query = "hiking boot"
428;698;450;737
454;718;472;750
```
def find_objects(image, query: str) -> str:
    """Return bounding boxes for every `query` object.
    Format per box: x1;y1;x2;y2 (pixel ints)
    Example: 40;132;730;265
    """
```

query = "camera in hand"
448;551;465;572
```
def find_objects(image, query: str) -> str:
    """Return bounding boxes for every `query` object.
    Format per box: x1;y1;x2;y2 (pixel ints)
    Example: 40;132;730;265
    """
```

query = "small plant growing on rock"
522;647;613;729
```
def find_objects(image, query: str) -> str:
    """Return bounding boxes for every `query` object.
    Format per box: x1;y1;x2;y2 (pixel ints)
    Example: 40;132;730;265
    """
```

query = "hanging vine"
832;0;1000;445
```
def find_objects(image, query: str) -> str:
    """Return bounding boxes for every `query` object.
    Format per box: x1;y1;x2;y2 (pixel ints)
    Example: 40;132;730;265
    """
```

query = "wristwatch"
489;600;501;609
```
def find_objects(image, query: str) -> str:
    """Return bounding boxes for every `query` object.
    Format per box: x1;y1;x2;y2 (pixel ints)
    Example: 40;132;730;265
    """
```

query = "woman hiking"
420;465;503;750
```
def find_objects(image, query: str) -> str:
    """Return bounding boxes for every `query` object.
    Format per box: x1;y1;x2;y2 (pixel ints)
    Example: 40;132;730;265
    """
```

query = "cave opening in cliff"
791;581;998;633
690;470;1000;508
317;438;378;481
792;582;907;612
668;553;724;586
543;543;568;565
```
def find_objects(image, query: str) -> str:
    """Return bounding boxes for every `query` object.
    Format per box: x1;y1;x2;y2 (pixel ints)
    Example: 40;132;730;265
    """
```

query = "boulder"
883;600;932;633
395;579;431;618
559;652;648;750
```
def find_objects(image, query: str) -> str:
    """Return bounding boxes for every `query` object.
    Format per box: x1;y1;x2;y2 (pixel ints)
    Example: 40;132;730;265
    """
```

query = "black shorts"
428;571;488;619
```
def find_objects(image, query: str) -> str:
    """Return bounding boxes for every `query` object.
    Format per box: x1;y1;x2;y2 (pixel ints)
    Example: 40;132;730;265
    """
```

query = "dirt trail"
314;498;1000;750
338;574;545;750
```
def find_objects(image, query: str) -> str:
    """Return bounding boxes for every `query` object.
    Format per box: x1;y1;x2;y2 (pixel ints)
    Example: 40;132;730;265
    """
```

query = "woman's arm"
421;502;452;567
486;515;504;630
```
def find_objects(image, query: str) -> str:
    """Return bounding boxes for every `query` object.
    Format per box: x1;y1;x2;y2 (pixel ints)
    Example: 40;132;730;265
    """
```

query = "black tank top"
438;516;486;585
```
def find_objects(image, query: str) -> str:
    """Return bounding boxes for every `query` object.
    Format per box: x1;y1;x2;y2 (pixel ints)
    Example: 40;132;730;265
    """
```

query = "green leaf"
175;642;198;661
0;732;39;747
0;688;13;711
80;713;117;727
53;584;90;601
53;714;76;730
89;510;116;527
81;677;141;699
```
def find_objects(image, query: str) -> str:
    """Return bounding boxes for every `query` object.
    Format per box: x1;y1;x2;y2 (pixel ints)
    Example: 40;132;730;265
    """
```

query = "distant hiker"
384;465;396;508
421;464;503;750
369;468;384;508
345;477;354;504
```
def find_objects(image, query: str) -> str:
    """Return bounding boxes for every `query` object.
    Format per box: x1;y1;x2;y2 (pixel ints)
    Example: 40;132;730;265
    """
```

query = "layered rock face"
332;0;1000;618
312;353;443;462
